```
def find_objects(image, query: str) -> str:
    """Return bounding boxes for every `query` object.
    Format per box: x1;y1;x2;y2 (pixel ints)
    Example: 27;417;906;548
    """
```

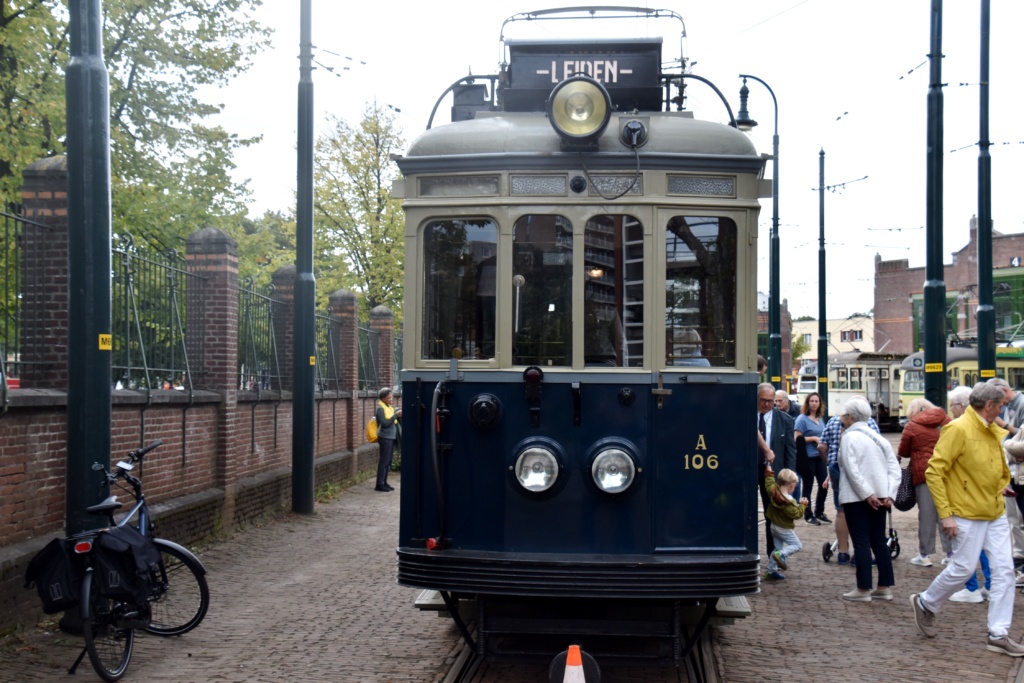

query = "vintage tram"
393;8;766;663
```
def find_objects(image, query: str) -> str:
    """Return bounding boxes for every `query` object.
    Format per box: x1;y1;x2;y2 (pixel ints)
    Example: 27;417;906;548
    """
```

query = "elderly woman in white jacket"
838;395;902;602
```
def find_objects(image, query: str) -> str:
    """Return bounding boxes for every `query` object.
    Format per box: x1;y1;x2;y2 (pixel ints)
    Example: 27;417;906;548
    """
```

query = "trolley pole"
292;0;316;514
924;0;947;409
976;0;995;376
65;0;112;534
817;149;828;414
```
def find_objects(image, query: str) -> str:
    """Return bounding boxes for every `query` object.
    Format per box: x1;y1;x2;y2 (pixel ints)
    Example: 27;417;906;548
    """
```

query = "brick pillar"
329;289;359;446
271;265;295;393
329;290;359;392
185;227;239;526
370;305;394;390
19;156;69;388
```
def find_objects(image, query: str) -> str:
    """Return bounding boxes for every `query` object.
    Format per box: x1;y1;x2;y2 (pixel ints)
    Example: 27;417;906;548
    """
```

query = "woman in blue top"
795;392;830;525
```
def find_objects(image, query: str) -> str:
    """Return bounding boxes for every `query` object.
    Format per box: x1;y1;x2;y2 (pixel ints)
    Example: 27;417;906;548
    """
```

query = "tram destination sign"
504;38;663;113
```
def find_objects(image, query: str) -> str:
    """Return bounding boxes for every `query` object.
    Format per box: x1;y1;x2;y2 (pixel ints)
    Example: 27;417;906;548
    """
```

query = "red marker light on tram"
73;540;93;553
425;537;441;550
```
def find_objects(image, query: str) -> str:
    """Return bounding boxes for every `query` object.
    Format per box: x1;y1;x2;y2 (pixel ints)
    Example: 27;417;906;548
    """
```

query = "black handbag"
894;466;917;511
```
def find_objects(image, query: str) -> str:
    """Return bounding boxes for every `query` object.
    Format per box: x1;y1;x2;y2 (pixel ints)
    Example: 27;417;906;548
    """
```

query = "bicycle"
88;439;210;637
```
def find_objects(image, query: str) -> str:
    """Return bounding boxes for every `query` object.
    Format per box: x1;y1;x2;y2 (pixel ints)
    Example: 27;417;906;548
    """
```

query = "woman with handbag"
898;396;952;567
837;396;902;601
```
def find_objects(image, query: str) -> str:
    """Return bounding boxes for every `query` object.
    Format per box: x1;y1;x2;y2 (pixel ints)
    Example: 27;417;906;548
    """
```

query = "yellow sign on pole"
309;356;316;366
925;362;944;373
98;334;112;351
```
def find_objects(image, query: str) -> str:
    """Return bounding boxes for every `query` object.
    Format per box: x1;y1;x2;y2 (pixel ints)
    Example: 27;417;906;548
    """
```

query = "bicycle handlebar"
129;439;163;463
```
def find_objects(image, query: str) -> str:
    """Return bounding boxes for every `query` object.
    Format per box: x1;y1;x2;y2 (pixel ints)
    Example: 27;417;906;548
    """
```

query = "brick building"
874;216;1024;354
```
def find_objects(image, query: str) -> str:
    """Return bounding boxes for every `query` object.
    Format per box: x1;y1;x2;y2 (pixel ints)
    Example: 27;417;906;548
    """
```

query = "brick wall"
875;216;1024;353
0;158;396;630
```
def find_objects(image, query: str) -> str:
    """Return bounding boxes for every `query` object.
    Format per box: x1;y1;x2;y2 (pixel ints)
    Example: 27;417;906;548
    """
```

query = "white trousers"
919;514;1015;638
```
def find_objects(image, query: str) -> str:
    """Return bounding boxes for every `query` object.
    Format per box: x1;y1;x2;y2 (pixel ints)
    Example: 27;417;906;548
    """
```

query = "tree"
313;104;404;322
0;0;270;244
0;1;66;210
791;332;811;366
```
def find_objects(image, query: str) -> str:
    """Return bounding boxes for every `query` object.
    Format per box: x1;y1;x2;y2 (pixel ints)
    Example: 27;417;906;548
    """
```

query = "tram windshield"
665;216;737;367
421;218;498;361
512;215;573;366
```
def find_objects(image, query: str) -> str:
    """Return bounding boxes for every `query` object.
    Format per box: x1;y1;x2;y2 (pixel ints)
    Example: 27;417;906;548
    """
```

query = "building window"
802;333;812;346
841;330;863;342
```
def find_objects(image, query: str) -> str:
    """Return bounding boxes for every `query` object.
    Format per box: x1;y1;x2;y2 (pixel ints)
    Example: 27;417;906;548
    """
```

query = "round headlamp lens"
514;446;559;492
548;77;611;141
591;448;636;493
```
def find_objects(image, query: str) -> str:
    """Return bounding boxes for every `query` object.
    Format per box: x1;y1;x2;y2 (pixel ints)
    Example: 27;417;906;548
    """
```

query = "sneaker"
843;588;872;602
805;516;821;526
771;550;788;570
949;588;984;603
1015;569;1024;586
910;555;934;567
870;587;893;601
837;552;851;566
764;570;786;581
982;588;991;601
910;593;937;638
987;635;1024;657
941;553;954;565
816;513;833;524
374;484;391;492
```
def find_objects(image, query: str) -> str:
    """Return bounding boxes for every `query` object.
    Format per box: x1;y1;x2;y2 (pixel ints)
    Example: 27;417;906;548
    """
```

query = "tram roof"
399;112;762;175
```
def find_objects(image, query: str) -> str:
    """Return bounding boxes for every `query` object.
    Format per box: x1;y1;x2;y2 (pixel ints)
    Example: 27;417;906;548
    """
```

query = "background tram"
393;8;765;663
898;346;1024;426
824;352;905;430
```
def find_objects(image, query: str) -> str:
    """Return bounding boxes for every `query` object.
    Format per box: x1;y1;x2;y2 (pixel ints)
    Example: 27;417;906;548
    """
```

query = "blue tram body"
398;377;758;596
391;8;767;660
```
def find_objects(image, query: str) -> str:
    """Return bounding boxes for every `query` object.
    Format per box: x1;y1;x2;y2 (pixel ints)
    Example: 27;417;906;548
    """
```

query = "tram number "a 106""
682;454;719;470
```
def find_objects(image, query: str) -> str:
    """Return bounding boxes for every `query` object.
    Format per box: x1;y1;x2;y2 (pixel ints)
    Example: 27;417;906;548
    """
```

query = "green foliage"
791;332;811;364
234;210;297;288
313;103;404;322
0;0;270;245
0;1;66;210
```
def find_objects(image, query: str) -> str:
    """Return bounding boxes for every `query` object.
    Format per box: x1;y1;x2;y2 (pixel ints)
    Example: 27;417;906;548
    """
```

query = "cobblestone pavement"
4;432;1024;682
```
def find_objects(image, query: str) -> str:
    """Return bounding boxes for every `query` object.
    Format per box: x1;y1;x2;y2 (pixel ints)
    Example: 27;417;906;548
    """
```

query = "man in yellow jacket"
910;381;1023;656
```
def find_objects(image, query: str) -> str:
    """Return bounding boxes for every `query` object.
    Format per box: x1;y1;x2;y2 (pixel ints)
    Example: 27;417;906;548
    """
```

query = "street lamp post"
736;75;781;389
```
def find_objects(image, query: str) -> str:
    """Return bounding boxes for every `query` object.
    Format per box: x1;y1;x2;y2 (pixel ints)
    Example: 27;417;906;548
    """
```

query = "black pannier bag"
94;525;161;605
24;537;83;614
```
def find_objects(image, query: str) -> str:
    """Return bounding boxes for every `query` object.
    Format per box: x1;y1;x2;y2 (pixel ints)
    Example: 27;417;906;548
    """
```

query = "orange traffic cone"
563;644;585;683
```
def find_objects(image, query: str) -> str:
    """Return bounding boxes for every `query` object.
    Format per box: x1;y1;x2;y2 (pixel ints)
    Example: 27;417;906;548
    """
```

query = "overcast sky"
206;0;1024;319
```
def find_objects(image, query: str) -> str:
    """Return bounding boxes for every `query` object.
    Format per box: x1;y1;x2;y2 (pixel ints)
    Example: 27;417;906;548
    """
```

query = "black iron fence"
111;235;202;390
1;211;399;394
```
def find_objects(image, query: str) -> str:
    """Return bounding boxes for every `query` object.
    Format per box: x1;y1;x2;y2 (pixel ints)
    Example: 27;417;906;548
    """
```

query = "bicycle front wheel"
81;569;135;681
145;539;210;636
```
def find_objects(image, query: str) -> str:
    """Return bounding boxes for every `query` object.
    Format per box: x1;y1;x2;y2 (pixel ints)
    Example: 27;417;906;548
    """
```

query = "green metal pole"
924;0;947;408
976;0;995;375
817;149;828;415
65;0;112;534
292;0;315;514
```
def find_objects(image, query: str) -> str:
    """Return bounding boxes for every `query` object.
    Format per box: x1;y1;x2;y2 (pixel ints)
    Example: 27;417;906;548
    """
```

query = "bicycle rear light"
73;540;93;553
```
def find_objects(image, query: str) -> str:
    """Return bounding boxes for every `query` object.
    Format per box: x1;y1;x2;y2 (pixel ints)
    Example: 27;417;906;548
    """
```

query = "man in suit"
757;382;797;578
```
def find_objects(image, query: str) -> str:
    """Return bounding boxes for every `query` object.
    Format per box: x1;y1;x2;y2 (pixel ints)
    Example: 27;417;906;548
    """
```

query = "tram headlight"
591;448;636;494
547;76;612;148
514;446;559;493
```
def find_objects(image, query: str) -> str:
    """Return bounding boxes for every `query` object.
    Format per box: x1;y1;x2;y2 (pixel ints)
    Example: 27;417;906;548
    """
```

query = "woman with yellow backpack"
374;388;402;492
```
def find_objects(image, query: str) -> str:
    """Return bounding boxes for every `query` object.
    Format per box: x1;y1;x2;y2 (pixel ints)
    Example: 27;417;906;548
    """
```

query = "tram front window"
584;215;644;367
512;215;573;367
421;218;497;360
664;216;737;367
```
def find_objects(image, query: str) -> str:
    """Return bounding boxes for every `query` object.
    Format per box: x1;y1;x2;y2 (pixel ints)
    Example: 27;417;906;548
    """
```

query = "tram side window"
849;368;862;390
421;218;498;360
512;215;573;367
664;216;737;367
584;215;643;367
